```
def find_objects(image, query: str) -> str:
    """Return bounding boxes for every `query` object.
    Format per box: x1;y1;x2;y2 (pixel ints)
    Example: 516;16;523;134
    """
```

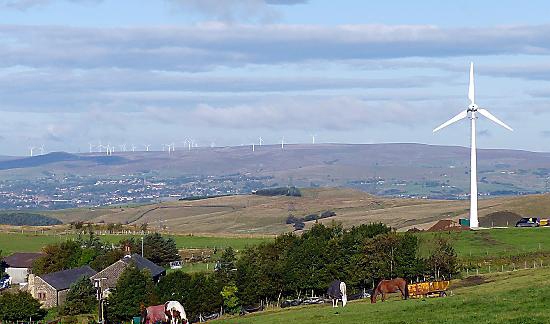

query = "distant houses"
2;252;44;285
3;247;166;309
28;266;97;308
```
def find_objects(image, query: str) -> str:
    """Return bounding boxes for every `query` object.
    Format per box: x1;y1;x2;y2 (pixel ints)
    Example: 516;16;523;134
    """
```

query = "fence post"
501;265;504;272
534;260;536;269
476;268;479;276
466;268;469;276
525;261;527;269
488;265;491;273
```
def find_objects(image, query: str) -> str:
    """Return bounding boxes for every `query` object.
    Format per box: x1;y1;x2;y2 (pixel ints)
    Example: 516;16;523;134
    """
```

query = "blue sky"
1;0;550;155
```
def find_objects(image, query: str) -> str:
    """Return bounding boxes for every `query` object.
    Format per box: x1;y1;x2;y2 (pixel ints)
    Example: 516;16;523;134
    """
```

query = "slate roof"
3;252;44;268
121;254;165;278
40;266;97;291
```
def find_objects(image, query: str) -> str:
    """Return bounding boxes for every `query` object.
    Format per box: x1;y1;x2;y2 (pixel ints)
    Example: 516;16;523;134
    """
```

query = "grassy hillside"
217;267;550;324
35;188;550;235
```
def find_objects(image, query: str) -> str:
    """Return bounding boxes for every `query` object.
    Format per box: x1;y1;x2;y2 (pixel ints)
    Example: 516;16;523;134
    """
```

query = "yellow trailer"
407;280;450;298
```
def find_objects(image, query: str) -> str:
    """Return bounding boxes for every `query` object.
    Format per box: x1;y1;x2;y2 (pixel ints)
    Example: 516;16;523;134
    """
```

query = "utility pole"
141;236;144;257
94;277;107;324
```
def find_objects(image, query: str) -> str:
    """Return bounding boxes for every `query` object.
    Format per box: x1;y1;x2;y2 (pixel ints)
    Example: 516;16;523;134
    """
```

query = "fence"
463;259;546;276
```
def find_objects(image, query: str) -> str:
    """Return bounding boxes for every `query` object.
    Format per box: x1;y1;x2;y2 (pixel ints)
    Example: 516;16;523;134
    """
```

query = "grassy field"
217;267;550;324
0;232;271;255
417;227;550;258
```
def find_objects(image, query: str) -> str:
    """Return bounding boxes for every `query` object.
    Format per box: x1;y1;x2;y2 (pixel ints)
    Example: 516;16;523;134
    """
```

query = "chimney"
124;244;131;257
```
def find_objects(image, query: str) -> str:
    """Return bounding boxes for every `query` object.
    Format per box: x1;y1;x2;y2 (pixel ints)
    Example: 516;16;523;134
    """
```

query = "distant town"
0;170;542;210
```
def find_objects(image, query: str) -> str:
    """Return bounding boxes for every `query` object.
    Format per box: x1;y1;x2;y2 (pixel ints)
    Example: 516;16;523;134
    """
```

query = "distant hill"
0;152;127;170
0;143;548;198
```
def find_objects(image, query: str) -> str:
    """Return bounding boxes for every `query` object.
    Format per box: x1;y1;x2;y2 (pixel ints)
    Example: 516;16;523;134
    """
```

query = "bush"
320;210;336;218
254;187;302;197
0;291;46;321
61;276;96;316
105;265;158;323
221;285;240;315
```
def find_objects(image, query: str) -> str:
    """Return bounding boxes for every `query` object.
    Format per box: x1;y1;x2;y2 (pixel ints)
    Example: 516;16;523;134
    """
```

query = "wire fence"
462;259;546;276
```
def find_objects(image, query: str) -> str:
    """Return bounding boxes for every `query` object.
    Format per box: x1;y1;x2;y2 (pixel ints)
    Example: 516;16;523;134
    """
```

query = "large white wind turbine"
433;62;513;228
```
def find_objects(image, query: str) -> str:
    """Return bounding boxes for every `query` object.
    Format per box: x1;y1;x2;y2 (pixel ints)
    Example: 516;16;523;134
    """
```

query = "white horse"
165;301;188;324
327;280;347;307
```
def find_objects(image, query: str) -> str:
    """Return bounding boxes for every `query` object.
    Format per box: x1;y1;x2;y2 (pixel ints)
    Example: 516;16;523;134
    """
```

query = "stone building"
90;253;165;293
28;266;97;308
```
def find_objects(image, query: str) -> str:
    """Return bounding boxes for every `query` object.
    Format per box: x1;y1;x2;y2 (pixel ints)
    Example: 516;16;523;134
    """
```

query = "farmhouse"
28;265;97;308
2;252;44;284
90;253;165;292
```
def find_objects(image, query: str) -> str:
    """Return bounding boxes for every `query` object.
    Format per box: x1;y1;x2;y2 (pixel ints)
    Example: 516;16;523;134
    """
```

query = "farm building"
2;252;44;284
90;253;165;293
27;265;97;308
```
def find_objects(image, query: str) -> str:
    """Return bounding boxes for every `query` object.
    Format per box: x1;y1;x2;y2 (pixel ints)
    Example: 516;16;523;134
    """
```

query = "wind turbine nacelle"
468;103;478;111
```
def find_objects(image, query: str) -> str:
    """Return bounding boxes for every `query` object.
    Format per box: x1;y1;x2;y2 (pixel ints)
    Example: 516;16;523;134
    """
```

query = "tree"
120;233;180;266
427;237;458;280
158;271;223;322
89;249;125;271
0;291;46;321
61;276;96;316
215;247;237;285
221;285;240;315
105;265;157;323
33;240;83;275
362;232;423;282
0;249;6;276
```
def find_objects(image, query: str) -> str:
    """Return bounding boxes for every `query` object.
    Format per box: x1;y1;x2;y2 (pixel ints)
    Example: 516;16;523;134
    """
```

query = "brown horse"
370;278;408;303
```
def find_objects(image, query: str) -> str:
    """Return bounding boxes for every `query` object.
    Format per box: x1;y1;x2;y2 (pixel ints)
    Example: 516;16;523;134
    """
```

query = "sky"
1;0;550;155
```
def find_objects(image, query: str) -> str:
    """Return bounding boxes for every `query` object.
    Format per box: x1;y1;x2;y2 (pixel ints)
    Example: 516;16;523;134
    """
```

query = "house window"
37;292;46;300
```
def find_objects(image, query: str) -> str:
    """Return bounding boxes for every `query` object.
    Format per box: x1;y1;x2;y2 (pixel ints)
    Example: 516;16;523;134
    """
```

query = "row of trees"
32;232;180;275
106;223;456;322
2;224;457;322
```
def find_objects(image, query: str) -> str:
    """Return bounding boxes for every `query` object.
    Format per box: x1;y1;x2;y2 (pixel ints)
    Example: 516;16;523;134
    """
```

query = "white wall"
6;267;29;284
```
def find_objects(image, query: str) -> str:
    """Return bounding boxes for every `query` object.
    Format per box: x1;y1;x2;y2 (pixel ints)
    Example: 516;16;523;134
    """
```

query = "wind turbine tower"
281;137;285;150
311;134;316;145
433;63;513;228
259;137;264;146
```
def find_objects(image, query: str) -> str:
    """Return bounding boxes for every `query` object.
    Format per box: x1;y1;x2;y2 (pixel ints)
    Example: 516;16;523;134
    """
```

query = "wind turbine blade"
477;108;513;131
468;62;475;104
433;110;468;133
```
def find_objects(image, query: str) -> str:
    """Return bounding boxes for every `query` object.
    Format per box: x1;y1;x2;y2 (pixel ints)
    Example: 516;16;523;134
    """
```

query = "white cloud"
2;23;550;71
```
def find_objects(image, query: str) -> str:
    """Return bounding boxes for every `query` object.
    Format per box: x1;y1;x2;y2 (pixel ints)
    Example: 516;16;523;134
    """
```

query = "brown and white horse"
141;301;187;324
370;278;408;303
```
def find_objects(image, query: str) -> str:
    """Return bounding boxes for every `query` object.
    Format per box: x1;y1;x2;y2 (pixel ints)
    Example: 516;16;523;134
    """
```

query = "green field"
217;267;550;324
0;232;271;255
417;227;550;258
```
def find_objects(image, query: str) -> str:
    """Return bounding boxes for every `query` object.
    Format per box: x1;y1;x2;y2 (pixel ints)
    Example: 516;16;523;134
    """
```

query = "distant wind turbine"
311;134;316;145
259;137;264;146
433;62;513;228
281;137;285;150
